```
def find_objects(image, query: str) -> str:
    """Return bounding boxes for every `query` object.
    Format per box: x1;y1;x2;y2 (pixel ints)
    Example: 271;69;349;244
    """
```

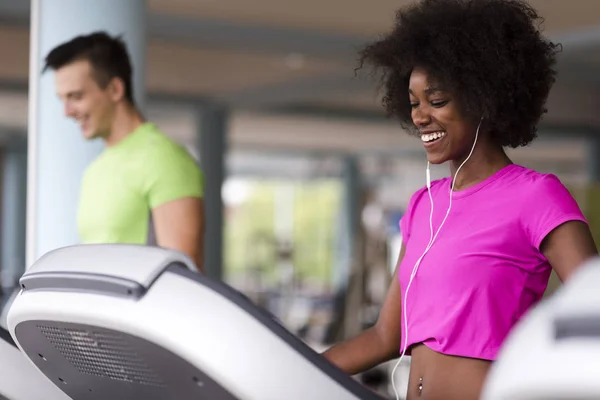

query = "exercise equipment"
482;256;600;400
6;244;384;400
0;327;70;399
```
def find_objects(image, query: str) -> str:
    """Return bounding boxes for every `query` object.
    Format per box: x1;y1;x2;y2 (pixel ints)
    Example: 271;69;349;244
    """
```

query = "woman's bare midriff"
405;343;492;400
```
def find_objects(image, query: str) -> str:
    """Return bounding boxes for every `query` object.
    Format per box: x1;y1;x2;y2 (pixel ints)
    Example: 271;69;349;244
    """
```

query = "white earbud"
390;116;484;400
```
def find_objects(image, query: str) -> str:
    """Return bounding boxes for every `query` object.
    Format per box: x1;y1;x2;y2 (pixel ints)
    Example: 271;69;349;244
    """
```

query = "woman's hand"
322;245;405;375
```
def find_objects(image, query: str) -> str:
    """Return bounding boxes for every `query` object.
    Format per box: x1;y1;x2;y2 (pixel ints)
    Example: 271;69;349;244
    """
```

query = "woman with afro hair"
322;0;598;399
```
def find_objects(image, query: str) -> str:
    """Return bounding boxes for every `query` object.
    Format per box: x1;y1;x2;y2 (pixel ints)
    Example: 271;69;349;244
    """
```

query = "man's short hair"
44;31;135;105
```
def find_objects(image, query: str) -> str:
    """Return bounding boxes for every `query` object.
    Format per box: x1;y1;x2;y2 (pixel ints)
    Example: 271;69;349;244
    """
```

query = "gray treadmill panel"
14;320;238;400
554;315;600;340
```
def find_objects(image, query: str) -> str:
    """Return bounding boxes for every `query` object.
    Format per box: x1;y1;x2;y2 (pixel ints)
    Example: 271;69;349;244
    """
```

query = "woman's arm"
541;220;597;282
321;245;405;375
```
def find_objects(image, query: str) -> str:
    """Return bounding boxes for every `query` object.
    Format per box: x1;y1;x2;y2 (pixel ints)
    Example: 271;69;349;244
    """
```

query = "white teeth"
421;131;446;142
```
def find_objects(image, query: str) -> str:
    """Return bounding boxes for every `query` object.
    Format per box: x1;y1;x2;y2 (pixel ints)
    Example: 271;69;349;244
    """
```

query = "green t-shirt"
77;122;204;245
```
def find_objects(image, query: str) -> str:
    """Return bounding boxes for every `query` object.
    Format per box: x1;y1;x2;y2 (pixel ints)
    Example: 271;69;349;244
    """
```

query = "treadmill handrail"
20;271;146;299
21;244;196;290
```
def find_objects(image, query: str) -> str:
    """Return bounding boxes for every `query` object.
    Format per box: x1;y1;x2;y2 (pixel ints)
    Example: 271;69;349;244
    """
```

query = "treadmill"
4;244;385;400
0;326;70;399
482;256;600;400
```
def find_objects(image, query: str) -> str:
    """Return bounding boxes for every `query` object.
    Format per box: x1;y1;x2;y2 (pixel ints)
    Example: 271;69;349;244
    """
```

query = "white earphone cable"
390;117;483;399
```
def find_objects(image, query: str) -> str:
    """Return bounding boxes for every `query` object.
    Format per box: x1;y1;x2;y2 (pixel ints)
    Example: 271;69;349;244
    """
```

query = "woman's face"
408;67;479;164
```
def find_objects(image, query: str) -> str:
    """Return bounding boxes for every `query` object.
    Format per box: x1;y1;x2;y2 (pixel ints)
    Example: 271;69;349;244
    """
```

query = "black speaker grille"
16;319;238;399
38;325;165;387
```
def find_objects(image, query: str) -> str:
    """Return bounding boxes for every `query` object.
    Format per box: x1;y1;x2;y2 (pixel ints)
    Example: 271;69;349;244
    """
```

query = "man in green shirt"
43;32;205;271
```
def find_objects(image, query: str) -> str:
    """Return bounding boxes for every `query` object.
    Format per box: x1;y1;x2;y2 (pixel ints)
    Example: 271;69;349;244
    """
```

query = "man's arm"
152;197;205;272
143;138;206;273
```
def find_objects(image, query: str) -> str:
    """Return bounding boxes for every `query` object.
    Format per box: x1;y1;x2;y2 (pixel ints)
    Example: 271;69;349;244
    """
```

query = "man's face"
54;59;116;140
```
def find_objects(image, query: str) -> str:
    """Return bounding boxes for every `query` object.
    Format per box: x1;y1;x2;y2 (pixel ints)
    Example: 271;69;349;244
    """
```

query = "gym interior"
0;1;598;398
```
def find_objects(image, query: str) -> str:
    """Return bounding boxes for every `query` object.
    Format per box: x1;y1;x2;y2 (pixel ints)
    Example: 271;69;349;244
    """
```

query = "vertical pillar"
325;155;362;342
589;136;600;182
334;156;360;290
197;105;228;280
1;145;27;307
586;136;600;246
26;0;146;268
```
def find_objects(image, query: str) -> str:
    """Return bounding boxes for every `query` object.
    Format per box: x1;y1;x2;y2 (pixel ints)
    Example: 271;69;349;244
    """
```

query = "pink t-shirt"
398;164;587;360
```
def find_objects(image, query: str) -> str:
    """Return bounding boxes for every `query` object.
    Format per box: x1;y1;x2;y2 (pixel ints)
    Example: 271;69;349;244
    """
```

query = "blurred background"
0;0;599;398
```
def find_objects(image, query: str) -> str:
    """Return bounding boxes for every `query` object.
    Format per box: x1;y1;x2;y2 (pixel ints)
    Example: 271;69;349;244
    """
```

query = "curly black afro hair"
358;0;561;148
